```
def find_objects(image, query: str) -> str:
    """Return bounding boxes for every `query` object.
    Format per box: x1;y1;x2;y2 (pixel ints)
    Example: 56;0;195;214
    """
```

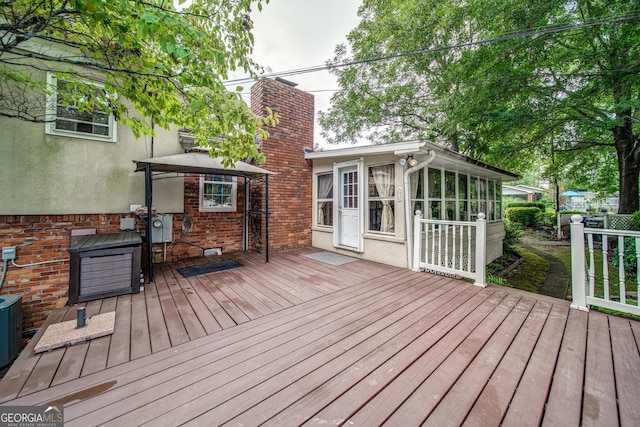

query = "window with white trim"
316;173;333;227
199;175;237;212
45;73;117;142
368;164;395;233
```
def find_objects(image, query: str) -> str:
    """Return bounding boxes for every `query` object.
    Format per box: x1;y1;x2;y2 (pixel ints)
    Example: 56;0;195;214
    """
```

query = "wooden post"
570;214;589;311
413;210;423;272
474;213;487;287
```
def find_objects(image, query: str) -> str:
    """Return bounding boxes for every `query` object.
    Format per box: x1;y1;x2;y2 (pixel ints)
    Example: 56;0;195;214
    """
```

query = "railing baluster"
619;235;626;303
587;233;595;298
459;225;464;271
468;225;472;272
437;223;442;267
430;223;436;265
603;234;609;301
445;225;449;268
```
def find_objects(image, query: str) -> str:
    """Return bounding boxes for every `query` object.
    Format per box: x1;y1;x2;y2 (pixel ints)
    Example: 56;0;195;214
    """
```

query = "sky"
230;0;362;149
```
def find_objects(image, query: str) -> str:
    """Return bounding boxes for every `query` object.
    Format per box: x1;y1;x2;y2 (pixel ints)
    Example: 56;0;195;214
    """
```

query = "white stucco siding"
0;71;184;215
312;227;408;268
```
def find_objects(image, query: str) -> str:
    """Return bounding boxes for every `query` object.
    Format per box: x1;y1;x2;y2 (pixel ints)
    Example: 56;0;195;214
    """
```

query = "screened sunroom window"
413;168;502;222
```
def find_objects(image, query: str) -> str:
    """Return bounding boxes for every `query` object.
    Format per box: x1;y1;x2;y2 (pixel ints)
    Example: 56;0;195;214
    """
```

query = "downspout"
404;150;436;270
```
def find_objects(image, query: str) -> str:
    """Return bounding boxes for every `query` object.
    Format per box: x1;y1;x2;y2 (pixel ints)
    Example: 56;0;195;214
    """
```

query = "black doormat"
177;259;243;278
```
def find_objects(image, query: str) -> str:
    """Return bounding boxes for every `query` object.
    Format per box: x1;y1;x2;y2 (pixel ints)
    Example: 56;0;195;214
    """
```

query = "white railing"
570;215;640;315
413;211;487;287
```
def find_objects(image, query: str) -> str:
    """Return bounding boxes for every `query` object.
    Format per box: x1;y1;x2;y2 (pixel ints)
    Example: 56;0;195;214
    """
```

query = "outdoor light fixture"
400;155;419;167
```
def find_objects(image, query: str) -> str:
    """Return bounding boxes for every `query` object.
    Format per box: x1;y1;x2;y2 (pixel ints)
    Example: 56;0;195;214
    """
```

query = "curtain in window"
411;170;420;216
372;165;394;233
317;174;333;225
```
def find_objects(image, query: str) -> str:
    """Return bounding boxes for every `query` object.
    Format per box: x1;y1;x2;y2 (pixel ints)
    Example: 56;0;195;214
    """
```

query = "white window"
316;173;333;227
368;164;395;233
199;174;237;212
45;73;117;142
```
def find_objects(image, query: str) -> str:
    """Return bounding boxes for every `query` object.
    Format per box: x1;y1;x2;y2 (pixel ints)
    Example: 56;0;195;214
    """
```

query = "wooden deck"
1;248;639;426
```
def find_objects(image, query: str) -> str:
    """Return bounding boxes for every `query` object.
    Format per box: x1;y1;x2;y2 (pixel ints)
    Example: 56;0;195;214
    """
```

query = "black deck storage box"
68;232;142;304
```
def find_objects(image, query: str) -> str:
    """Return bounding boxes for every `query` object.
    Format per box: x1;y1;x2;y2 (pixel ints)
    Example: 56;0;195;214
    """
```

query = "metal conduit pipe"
404;150;436;270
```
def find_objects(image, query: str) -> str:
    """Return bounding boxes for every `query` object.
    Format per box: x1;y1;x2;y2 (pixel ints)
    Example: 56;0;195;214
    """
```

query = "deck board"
80;297;117;377
106;295;131;368
501;304;569;426
609;315;640;426
142;274;171;353
582;311;618;427
457;300;552;427
1;248;639;427
129;291;151;360
542;307;588;426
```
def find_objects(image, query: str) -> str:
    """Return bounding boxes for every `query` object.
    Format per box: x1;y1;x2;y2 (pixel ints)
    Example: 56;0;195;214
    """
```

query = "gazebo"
134;152;274;282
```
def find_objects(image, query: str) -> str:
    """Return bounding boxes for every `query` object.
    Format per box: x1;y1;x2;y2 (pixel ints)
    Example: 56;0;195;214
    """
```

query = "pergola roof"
134;152;274;177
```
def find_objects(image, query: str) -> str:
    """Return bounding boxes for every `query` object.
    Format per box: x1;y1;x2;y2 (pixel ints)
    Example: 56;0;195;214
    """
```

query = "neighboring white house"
305;140;519;269
503;184;545;202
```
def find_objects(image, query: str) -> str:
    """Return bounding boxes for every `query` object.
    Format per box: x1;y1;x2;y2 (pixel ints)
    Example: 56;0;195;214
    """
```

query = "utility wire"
225;12;640;86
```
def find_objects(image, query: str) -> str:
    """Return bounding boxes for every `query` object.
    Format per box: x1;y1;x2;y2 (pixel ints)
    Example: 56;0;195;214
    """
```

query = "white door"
338;165;360;249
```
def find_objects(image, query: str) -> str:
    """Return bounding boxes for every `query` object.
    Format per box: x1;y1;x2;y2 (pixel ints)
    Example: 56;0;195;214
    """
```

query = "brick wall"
251;78;314;249
167;175;245;260
0;214;127;330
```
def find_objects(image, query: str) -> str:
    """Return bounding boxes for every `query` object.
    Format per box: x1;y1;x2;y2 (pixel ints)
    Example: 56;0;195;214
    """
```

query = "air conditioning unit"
0;294;22;368
151;214;173;243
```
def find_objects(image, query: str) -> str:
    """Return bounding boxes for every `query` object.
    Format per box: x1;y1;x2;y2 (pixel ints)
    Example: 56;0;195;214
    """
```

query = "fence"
413;211;487;287
570;215;640;316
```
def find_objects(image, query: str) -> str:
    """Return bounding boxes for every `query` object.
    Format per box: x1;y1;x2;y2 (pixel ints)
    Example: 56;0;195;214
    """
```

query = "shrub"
504;201;546;211
536;209;557;227
505;207;540;227
504;219;523;246
632;211;640;231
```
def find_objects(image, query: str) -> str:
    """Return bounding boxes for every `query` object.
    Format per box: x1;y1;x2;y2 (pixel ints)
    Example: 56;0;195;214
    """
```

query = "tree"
0;0;276;164
321;0;640;212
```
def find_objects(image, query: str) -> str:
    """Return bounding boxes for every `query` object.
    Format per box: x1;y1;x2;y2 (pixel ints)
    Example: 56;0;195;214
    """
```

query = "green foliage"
631;211;640;231
536;210;557;227
504;201;545;211
322;0;640;210
487;273;508;286
504;219;524;246
0;0;275;165
611;237;637;275
505;207;540;228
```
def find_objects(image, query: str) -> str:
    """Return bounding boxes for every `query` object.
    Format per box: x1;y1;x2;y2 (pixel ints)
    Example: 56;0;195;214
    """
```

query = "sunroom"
305;141;519;275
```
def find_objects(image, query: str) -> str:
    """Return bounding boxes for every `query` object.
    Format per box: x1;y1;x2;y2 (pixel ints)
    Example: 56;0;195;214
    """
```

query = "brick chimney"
250;78;314;250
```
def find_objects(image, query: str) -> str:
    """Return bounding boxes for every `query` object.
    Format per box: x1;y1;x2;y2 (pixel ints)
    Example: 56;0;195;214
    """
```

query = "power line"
225;12;640;86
